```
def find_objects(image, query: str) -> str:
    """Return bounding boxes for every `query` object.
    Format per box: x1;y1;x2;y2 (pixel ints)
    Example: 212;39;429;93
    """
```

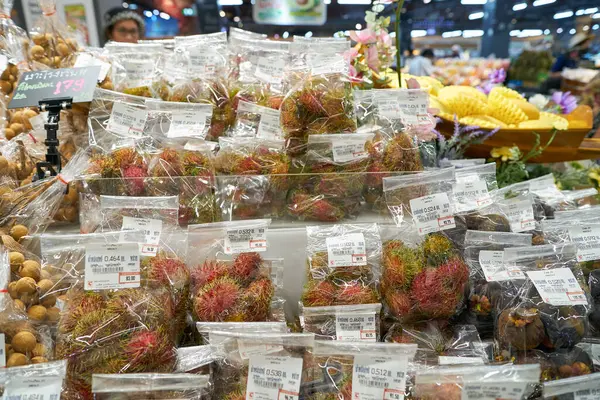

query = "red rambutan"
122;164;147;196
299;90;325;115
287;192;345;222
231;252;262;282
267;95;283;110
384;290;413;319
242;278;274;320
194;277;241;321
335;282;379;305
113;147;143;170
123;329;176;372
190;260;229;289
382;241;423;290
302;279;337;307
147;256;190;289
410;268;460;319
436;257;469;292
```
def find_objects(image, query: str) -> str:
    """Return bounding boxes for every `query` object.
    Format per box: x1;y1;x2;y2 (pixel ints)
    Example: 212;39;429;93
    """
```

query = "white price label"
3;376;64;400
462;382;528;400
121;216;162;256
409;192;456;235
575;384;600;400
478;251;524;281
238;101;282;139
352;355;408;400
331;139;368;163
438;356;485;366
504;199;536;233
377;99;402;120
224;227;268;254
335;312;377;341
238;340;283;360
84;242;140;290
107;102;148;137
453;180;492;212
526;268;588;306
568;225;600;262
122;59;154;87
168;109;210;138
246;355;303;400
591;343;600;361
308;54;347;75
189;50;221;75
375;90;430;126
326;233;367;268
0;333;5;368
255;57;286;85
74;53;111;82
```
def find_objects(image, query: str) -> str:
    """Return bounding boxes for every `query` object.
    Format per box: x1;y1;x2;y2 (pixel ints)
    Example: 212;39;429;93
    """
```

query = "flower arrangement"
477;68;507;95
434;116;499;165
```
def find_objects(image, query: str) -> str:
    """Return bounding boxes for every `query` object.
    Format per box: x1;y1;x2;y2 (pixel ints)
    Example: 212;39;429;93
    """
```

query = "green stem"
395;0;405;87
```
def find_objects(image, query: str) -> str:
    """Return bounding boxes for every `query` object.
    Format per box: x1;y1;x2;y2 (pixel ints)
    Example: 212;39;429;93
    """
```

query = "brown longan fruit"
63;206;78;222
46;306;60;322
0;69;10;81
8;282;18;299
9;122;23;136
56;43;70;56
30;45;45;59
31;34;46;45
5;344;13;357
23;109;37;119
11;331;36;353
38;57;51;66
9;224;28;241
27;305;47;321
40;270;52;281
0;80;11;94
31;356;47;364
40;294;56;308
0;156;8;170
19;260;41;281
15;277;37;295
32;343;46;357
7;352;28;367
9;251;24;268
4;128;15;140
20;292;39;306
37;279;53;294
11;110;23;122
13;299;26;311
66;38;78;49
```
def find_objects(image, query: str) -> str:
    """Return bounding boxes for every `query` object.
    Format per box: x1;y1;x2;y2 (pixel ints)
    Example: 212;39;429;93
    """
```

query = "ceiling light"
153;9;159;15
544;29;550;34
143;10;152;17
463;29;484;38
355;23;362;29
217;0;243;5
159;12;170;19
233;16;240;21
424;0;431;3
469;12;484;20
554;11;573;19
128;3;137;9
219;10;225;16
509;30;520;36
305;31;313;37
513;3;527;11
557;28;563;33
584;25;590;31
324;0;331;4
533;0;556;6
442;30;462;38
122;2;129;7
337;0;372;4
411;30;427;37
519;29;543;37
569;28;576;34
594;13;600;19
461;0;487;4
594;24;600;30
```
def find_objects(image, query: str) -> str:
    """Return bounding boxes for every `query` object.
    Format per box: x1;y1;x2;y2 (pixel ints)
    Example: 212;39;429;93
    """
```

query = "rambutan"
385;290;413;318
231;252;262;282
191;259;229;289
436;257;469;292
151;148;184;177
421;233;456;267
146;256;190;289
242;278;274;320
335;282;379;305
87;155;120;178
320;92;345;116
193;277;241;321
382;132;423;172
122;164;147;196
382;241;423;290
267;95;283;110
302;279;337;307
182;151;211;177
287;191;345;222
299;89;325;115
112;147;143;170
123;329;176;372
325;115;357;133
410;268;460;319
59;292;107;334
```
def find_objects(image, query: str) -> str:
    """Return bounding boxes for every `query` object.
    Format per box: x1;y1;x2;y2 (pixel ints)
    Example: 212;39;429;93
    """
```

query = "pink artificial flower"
366;45;380;70
378;31;393;47
350;29;377;45
348;64;362;83
405;77;420;89
343;48;359;63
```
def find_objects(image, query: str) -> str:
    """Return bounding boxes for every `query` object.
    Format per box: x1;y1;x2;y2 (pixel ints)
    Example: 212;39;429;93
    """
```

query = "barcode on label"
332;249;353;256
92;267;124;274
254;380;284;389
359;379;389;388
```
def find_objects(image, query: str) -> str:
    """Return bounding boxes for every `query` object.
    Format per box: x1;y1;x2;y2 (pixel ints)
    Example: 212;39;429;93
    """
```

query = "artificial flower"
529;94;549;110
551;91;578;114
350;29;377;45
343;48;359;63
366;45;380;70
491;146;520;162
489;68;507;84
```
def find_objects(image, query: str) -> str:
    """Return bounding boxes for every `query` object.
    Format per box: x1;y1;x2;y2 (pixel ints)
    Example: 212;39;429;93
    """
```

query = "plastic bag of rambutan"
301;223;381;308
207;331;314;399
214;137;289;221
0;360;67;398
302;340;417;400
544;371;600;399
187;219;286;323
176;345;221;374
173;32;228;83
496;243;590;354
145;99;214;142
196;321;288;344
92;373;211;399
379;224;470;323
414;364;541;400
460;230;533;340
300;302;382;341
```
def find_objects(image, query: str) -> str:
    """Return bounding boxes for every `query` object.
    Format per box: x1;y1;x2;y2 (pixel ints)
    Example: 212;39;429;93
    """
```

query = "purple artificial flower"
489;68;506;84
477;82;494;95
551;91;578;114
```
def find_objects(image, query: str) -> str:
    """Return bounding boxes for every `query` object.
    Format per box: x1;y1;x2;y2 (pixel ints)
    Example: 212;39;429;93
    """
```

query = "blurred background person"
408;49;435;77
104;7;145;43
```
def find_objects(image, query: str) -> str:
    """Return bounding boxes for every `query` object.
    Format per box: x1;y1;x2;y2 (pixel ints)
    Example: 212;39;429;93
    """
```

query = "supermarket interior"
1;0;600;398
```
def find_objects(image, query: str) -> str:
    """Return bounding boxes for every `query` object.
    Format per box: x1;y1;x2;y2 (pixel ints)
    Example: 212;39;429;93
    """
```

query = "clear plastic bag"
92;373;211;399
562;188;600;209
555;206;600;224
496;192;542;240
498;243;589;353
174;32;228;81
28;0;80;69
187;220;285;322
176;345;220;374
214;137;289;221
208;331;314;399
302;223;381;308
303;341;417;399
230;99;283;139
543;372;600;399
106;42;164;98
414;364;541;400
300;302;382;341
145;98;213;141
379;224;469;323
196;321;288;344
439;158;486;168
461;230;533;339
0;359;67;397
0;0;30;98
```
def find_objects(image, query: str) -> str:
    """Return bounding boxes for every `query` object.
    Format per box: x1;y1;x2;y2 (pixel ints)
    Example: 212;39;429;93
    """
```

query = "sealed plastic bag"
174;32;228;81
28;0;80;69
461;230;533;339
106;42;164;98
145;98;213;141
0;0;30;97
439;158;486;168
496;192;541;240
300;303;382;341
379;224;469;323
497;243;589;353
302;224;381;308
230;99;283;139
0;360;67;397
555;206;600;224
187;219;285;322
414;364;540;400
303;341;417;399
196;321;288;344
208;331;314;399
92;373;211;399
176;345;220;374
562;188;599;209
543;372;600;399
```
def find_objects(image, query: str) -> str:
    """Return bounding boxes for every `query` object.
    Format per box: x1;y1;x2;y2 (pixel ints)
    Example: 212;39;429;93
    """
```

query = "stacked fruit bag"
0;360;68;397
91;374;211;399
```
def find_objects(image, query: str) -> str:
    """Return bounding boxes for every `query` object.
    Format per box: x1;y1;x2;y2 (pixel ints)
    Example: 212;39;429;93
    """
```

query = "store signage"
253;0;326;26
8;66;100;109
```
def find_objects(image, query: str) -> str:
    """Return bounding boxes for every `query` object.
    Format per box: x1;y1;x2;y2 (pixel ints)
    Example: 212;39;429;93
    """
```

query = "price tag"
9;66;101;109
246;355;303;400
3;376;64;400
224;227;268;254
168;109;210;138
479;250;509;282
326;233;367;268
238;340;284;360
438;356;485;365
575;384;600;400
526;268;588;306
375;90;430;126
461;382;528;400
121;59;154;87
568;225;600;262
335;312;377;341
331;139;369;163
255;57;286;85
84;242;140;290
121;217;162;256
0;333;5;367
409;192;456;235
453;180;493;212
352;355;408;400
74;53;111;82
377;99;402;120
503;199;536;233
238;101;282;139
308;54;347;75
188;48;223;76
106;102;148;137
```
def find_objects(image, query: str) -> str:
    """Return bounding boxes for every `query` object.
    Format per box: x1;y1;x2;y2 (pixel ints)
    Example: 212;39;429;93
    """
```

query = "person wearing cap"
104;7;145;43
550;33;593;75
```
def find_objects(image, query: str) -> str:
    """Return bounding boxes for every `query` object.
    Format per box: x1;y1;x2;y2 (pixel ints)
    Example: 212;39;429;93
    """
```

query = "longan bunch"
0;63;19;96
3;322;51;367
29;32;78;69
53;183;79;223
8;251;60;324
4;108;39;141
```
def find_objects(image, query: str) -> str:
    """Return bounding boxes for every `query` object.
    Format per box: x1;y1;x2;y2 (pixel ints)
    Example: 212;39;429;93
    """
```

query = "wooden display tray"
437;118;596;162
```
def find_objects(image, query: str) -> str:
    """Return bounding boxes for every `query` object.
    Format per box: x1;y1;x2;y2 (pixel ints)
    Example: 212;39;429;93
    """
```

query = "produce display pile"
0;2;600;398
